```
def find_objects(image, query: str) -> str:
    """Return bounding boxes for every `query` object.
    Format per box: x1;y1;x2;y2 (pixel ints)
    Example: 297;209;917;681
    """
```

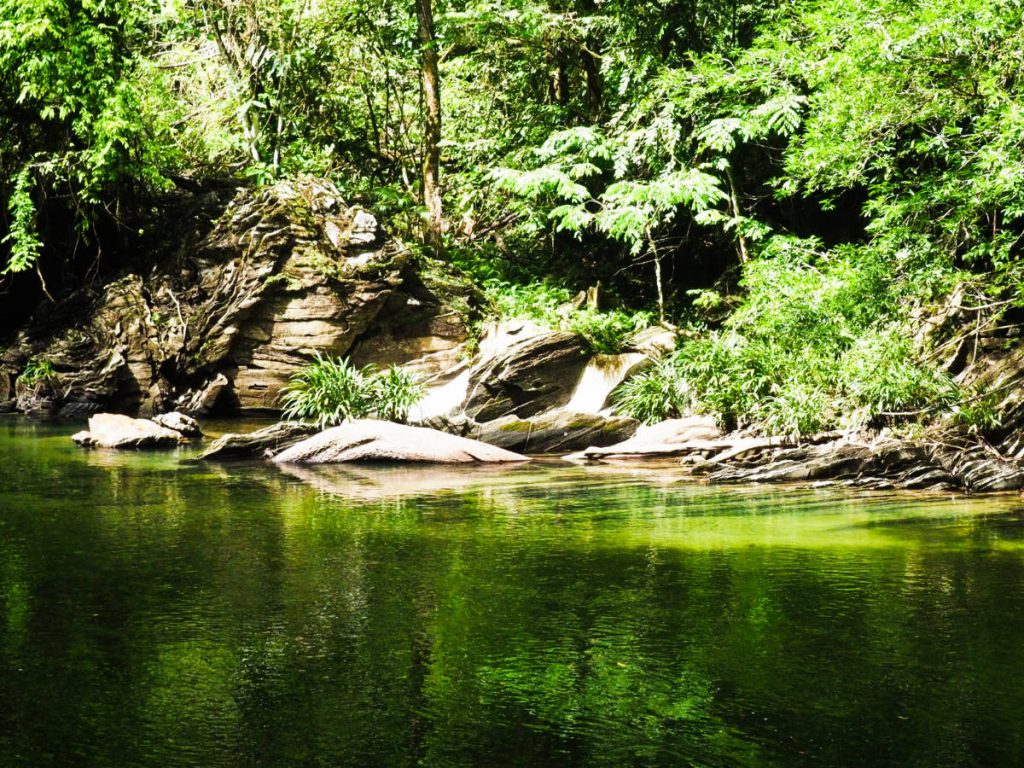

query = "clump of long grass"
279;354;425;429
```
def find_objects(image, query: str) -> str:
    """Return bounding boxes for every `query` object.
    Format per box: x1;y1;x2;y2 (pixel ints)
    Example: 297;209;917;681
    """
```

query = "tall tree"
416;0;442;255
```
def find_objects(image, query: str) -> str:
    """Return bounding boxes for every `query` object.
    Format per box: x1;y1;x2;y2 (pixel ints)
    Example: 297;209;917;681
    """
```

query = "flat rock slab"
566;416;725;459
197;422;319;460
73;413;185;449
272;420;530;464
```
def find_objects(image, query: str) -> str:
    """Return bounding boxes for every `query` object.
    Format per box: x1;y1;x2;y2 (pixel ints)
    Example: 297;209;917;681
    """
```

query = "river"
2;418;1024;766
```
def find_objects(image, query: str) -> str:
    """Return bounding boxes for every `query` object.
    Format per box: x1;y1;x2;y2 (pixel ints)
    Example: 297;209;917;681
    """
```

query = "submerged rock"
72;413;186;449
272;420;529;464
197;422;318;460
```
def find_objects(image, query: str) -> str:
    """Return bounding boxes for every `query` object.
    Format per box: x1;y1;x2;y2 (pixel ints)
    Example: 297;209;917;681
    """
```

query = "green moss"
498;419;533;432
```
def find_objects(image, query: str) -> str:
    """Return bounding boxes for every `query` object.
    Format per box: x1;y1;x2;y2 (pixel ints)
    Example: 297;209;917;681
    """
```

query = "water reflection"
2;420;1024;767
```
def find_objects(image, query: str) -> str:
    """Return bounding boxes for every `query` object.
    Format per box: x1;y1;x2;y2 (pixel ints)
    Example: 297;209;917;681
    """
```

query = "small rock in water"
153;411;203;437
71;430;96;447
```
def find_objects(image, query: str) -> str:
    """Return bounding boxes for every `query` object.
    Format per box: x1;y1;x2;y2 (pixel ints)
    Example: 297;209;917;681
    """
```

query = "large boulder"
472;410;639;453
463;329;590;422
197;422;319;460
72;413;186;449
272;420;529;464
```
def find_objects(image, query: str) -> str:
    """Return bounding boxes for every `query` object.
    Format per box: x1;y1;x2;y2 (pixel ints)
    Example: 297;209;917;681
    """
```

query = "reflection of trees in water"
4;425;1024;765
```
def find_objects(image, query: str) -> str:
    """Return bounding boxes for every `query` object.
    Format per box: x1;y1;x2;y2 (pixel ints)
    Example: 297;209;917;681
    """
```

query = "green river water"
3;417;1024;767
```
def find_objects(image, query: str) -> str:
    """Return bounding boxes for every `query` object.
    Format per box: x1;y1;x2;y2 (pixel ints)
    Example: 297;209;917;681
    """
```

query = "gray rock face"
463;331;590;422
72;413;185;449
698;437;1024;493
473;410;639;453
623;325;678;357
6;278;160;416
934;445;1024;492
272;420;529;464
197;422;319;460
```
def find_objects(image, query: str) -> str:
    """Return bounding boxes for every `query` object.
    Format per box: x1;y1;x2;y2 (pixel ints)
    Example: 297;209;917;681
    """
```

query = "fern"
2;166;43;274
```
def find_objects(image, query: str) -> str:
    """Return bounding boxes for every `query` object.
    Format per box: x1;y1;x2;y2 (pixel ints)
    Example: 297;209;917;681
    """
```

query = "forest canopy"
2;0;1023;433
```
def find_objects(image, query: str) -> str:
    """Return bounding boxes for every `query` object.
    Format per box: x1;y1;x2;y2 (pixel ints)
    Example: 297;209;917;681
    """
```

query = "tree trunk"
580;46;602;120
725;167;749;264
552;50;569;106
416;0;443;256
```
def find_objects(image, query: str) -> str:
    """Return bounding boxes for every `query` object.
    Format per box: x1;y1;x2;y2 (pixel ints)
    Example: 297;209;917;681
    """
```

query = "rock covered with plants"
1;179;475;418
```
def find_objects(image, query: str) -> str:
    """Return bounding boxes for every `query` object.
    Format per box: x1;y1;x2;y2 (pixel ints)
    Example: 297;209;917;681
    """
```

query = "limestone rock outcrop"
1;179;477;418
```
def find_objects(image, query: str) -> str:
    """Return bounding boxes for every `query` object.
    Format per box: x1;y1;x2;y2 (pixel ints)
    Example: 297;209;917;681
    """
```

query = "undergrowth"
280;354;425;428
613;239;977;435
480;279;655;354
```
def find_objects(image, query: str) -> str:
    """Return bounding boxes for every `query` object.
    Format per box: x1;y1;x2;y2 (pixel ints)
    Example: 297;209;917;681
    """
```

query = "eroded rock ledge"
1;178;475;418
571;420;1024;493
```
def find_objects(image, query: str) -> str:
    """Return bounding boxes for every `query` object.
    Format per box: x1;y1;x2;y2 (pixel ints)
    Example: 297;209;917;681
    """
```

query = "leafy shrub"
481;279;653;354
368;366;426;423
612;358;692;424
279;355;424;428
567;308;655;355
17;359;56;388
612;242;966;435
753;381;832;438
839;327;959;422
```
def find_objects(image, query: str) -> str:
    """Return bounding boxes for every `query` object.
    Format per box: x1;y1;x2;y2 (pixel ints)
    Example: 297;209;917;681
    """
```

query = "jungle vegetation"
2;0;1023;433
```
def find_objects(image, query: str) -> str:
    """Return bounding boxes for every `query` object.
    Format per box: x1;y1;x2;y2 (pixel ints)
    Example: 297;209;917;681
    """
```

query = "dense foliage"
3;0;1023;433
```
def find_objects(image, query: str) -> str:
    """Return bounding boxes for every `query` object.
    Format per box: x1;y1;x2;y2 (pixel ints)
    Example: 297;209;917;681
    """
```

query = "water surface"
2;418;1024;767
